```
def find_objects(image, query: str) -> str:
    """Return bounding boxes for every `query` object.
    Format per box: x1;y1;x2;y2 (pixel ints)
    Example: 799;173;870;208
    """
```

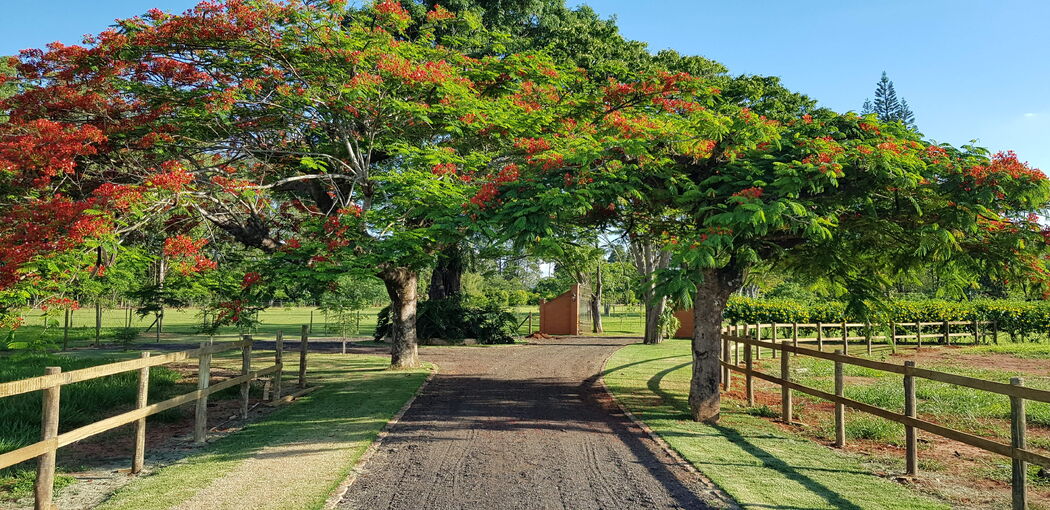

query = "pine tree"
862;71;916;129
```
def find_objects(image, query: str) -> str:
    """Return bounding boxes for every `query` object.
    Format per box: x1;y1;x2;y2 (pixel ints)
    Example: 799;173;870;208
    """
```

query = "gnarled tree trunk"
427;245;464;301
689;265;744;423
379;267;420;369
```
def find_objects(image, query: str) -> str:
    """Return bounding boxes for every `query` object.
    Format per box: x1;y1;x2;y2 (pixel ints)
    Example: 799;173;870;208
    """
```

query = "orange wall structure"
539;284;580;335
673;309;693;339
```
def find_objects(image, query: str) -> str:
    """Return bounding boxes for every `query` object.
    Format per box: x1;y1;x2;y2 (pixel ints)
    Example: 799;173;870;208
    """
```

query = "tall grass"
0;353;183;465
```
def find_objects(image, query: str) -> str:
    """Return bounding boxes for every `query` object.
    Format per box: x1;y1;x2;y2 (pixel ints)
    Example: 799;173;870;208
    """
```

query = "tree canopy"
0;0;1047;422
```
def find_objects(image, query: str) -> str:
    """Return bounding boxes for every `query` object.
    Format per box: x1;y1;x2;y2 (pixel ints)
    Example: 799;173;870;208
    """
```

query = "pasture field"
605;339;1050;509
5;304;660;349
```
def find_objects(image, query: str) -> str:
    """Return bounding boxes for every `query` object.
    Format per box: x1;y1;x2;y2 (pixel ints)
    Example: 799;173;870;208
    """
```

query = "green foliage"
658;307;680;339
374;298;517;344
724;296;1050;339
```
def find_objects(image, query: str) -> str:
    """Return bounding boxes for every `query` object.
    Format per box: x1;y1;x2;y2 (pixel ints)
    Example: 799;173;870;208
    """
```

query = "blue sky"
2;0;1047;171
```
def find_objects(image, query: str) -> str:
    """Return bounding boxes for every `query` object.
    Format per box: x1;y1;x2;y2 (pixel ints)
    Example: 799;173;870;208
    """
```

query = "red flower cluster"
164;235;216;274
375;0;411;23
515;137;552;154
732;187;764;200
0;119;105;186
93;183;144;211
41;297;80;311
147;161;195;191
241;271;262;289
164;235;207;257
470;164;520;208
426;5;455;21
0;197;112;289
378;55;454;84
432;162;458;176
963;151;1046;186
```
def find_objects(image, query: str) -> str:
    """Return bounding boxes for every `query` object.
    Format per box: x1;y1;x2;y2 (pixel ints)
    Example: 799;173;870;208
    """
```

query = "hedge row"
723;297;1050;340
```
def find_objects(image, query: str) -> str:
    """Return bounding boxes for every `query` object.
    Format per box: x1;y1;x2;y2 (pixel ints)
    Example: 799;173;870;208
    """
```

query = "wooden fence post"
733;325;740;366
841;320;848;356
722;335;731;391
817;322;823;351
973;319;981;345
744;342;754;406
904;360;918;476
299;325;309;389
241;336;252;419
194;338;212;444
780;341;792;423
35;366;61;510
528;312;533;335
132;352;150;474
771;324;778;358
865;322;872;355
943;320;950;345
834;349;845;448
1011;377;1028;510
274;330;284;401
792;322;798;356
754;324;761;360
889;321;897;353
916;323;922;349
993;320;999;344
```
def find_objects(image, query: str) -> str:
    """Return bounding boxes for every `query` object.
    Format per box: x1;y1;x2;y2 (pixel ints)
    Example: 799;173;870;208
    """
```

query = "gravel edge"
597;347;740;510
322;365;439;509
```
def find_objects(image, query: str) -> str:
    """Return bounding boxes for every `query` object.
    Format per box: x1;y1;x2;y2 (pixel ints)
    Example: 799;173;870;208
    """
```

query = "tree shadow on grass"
645;361;864;510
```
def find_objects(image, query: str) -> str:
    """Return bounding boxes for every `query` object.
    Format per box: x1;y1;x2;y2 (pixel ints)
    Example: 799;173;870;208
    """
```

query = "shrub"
374;298;518;344
723;296;1050;340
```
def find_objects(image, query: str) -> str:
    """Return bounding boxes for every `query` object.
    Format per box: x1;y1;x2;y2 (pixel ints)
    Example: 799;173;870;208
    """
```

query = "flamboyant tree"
481;66;1050;421
0;0;576;367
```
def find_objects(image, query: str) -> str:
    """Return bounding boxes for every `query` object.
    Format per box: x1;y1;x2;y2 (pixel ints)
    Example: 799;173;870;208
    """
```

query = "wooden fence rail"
0;330;306;510
738;320;993;357
720;324;1045;510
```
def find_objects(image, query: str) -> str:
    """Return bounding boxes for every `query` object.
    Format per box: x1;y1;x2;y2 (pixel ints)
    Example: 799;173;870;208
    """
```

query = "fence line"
0;329;310;510
721;324;1044;509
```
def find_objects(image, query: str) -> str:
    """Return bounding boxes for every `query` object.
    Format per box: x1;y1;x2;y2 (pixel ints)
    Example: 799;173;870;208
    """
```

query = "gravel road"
336;336;727;510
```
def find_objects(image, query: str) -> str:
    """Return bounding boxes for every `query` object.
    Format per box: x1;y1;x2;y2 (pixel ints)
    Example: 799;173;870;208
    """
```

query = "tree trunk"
643;296;668;345
689;265;744;423
591;263;603;333
629;238;672;344
95;301;102;346
380;267;420;369
427;246;464;301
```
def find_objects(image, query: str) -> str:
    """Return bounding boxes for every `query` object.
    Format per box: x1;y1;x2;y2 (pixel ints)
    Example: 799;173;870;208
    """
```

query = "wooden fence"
733;320;995;359
720;323;1048;510
0;329;310;510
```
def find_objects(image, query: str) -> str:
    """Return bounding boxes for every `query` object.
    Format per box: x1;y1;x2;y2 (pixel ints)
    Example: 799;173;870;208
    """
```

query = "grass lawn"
603;339;948;510
7;303;650;349
95;354;431;510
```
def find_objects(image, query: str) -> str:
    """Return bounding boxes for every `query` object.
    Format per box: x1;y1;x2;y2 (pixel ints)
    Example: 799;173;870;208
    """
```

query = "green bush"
374;298;517;344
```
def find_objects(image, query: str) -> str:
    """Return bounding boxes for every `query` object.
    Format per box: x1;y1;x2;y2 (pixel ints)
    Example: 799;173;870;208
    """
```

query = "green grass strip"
97;354;431;510
603;339;947;510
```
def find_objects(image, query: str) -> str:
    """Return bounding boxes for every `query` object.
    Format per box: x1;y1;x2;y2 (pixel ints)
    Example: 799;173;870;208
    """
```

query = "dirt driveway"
336;336;728;510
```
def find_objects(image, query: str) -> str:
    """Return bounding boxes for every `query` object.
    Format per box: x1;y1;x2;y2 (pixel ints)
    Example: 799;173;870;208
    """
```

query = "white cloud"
1024;112;1038;117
